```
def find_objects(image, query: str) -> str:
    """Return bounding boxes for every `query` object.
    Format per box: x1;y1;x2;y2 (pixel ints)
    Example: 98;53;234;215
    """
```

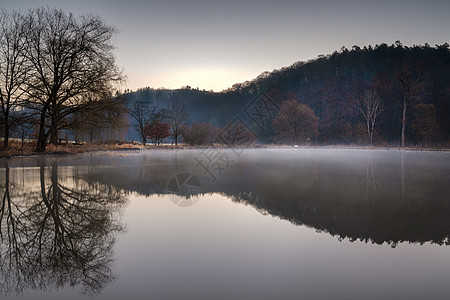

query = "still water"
0;148;449;300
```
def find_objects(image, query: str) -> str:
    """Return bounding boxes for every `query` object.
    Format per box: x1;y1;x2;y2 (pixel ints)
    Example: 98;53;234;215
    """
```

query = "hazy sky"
2;0;449;91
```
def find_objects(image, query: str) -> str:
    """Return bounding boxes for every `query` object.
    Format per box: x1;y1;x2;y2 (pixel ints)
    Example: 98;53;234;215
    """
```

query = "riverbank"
0;141;145;158
0;140;448;158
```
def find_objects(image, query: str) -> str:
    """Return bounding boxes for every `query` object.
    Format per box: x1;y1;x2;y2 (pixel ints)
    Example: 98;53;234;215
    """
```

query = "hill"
123;42;450;146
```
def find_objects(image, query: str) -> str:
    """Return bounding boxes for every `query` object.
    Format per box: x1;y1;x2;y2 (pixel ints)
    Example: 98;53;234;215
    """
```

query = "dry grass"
0;140;148;158
0;140;216;158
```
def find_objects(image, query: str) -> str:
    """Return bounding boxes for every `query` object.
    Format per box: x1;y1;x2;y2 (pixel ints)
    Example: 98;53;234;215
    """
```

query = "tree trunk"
5;161;9;198
49;104;58;145
138;123;145;146
3;118;9;149
401;101;407;148
35;110;48;152
370;119;375;147
50;128;58;145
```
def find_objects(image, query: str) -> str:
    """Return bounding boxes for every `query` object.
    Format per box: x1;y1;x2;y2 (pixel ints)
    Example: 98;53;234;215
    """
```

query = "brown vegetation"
0;140;143;158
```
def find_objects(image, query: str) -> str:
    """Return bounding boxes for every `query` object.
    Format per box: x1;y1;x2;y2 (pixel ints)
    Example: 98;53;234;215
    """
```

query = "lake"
1;148;449;300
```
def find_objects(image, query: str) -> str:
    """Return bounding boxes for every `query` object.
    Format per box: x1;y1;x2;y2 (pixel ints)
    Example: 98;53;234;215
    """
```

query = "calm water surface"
1;149;449;300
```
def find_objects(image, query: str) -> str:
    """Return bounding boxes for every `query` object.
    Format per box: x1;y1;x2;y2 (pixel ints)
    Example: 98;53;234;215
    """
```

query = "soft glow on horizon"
3;0;450;92
146;68;260;92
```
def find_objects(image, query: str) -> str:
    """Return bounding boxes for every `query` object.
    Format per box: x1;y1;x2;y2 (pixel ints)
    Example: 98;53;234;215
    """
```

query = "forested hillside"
124;42;450;146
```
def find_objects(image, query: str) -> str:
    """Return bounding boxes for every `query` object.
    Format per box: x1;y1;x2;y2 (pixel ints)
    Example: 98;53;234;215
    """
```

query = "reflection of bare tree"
358;151;378;203
0;159;125;296
400;151;418;217
132;156;169;194
0;161;28;295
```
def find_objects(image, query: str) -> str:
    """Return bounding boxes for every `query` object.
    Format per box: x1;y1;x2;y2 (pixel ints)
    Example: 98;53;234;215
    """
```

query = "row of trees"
128;98;317;147
235;43;448;147
0;8;123;151
269;74;431;147
129;100;189;146
126;91;431;148
129;98;238;146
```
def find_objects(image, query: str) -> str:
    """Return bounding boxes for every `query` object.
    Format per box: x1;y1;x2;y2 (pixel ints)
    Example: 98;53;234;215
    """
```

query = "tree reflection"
0;159;125;296
77;150;450;247
223;151;450;246
358;151;379;203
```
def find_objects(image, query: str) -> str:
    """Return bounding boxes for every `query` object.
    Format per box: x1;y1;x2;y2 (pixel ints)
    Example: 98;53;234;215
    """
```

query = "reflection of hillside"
83;150;450;246
83;157;177;196
0;159;125;296
228;151;450;246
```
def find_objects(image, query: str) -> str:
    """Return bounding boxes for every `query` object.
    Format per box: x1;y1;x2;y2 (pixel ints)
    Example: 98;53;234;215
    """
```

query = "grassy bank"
0;140;148;158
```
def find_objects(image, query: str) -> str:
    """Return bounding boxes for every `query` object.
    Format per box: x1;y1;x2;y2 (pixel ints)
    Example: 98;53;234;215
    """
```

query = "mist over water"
1;149;449;299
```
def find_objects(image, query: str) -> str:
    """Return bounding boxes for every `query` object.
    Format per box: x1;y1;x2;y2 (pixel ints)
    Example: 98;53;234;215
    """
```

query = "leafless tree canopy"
393;62;425;148
0;7;124;151
0;10;28;149
168;100;189;146
129;102;166;146
357;89;383;146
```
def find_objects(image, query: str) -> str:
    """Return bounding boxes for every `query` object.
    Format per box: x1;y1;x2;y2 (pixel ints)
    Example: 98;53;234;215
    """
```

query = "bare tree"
0;10;28;149
168;100;188;145
357;89;383;146
129;102;166;146
393;62;425;148
129;102;149;145
20;7;123;152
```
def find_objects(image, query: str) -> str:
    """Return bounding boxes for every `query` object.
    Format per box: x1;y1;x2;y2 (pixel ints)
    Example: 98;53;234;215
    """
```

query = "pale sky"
2;0;449;91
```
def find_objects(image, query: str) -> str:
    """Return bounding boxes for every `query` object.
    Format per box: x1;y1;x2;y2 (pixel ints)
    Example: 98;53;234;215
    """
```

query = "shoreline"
0;141;449;159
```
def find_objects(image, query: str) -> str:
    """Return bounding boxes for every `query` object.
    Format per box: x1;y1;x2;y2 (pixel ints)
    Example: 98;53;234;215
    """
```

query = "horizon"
2;0;450;92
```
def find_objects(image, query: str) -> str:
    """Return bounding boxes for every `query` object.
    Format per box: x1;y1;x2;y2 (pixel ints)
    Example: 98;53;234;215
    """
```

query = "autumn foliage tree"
273;99;319;145
146;120;170;145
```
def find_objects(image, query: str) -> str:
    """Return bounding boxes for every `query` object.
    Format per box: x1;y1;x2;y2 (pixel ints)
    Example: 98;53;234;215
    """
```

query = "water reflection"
233;150;450;246
0;158;125;296
82;149;450;247
0;149;449;298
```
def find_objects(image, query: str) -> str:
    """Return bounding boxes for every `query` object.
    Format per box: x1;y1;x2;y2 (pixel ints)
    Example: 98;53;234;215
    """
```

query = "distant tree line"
0;7;125;151
124;42;450;148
